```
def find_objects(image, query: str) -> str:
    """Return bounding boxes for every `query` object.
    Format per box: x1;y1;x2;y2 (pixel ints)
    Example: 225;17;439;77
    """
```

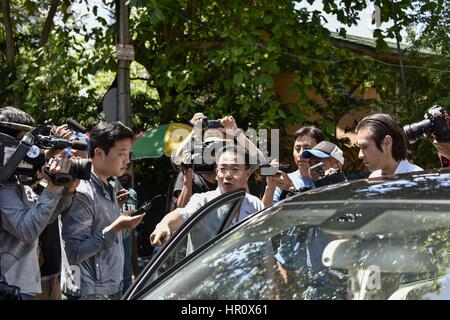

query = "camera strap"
0;133;33;183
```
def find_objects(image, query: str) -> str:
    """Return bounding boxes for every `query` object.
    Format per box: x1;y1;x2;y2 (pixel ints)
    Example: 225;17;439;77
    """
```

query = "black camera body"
202;118;222;129
181;140;222;174
44;157;92;186
310;162;346;188
0;120;91;185
0;132;46;184
403;105;450;144
0;274;21;300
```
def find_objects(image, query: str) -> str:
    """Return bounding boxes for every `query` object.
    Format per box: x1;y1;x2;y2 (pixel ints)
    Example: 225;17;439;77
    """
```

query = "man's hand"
44;156;71;194
432;139;450;160
149;222;172;246
190;112;206;127
116;188;130;208
45;124;75;159
52;124;73;140
220;115;238;136
267;174;294;191
65;179;80;195
110;214;144;233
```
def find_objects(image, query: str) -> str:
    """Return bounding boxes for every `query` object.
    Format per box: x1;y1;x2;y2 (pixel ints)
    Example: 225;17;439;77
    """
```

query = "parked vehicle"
124;169;450;300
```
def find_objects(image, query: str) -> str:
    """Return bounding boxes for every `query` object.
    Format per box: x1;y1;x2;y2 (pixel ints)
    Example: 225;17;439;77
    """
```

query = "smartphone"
131;201;152;217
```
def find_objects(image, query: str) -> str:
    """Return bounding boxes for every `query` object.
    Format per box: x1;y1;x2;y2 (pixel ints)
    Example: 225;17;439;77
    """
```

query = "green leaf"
233;72;244;85
261;61;279;74
277;108;286;118
303;77;313;86
155;8;166;21
263;15;272;24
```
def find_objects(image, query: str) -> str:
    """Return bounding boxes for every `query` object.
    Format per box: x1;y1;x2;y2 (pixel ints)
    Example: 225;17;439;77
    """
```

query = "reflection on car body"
125;169;450;300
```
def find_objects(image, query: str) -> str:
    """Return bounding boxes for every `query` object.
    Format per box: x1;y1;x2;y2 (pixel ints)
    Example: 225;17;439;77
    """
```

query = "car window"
126;188;246;299
148;200;240;282
138;199;450;300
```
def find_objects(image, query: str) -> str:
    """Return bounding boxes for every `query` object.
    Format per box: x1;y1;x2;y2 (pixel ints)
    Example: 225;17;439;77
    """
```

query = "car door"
123;188;246;300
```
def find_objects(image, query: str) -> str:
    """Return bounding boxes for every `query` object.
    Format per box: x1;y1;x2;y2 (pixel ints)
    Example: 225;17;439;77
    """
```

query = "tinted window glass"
141;199;450;300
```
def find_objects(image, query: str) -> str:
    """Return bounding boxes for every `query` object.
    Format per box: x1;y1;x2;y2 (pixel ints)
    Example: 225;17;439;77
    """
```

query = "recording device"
44;157;92;186
310;162;325;177
0;120;91;185
0;274;21;300
181;140;223;174
202;118;222;129
131;201;152;217
66;118;88;133
310;162;347;188
403;105;450;144
130;194;162;216
259;163;291;176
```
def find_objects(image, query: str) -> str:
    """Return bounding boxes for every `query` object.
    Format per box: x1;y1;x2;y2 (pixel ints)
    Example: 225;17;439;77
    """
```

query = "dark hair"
293;126;325;144
215;145;250;170
89;121;133;158
0;106;35;137
356;113;407;162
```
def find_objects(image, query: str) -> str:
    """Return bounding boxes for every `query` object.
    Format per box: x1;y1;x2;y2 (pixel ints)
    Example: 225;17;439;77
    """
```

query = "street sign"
117;43;135;61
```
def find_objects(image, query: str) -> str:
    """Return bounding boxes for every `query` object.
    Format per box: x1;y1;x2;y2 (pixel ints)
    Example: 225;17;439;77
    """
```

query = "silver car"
124;169;450;300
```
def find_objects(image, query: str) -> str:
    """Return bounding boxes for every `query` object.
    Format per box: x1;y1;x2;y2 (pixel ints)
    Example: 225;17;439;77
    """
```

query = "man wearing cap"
273;141;348;299
301;141;347;188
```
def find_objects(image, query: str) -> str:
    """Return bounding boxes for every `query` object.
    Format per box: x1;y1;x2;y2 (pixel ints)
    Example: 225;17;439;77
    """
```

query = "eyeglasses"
217;167;244;175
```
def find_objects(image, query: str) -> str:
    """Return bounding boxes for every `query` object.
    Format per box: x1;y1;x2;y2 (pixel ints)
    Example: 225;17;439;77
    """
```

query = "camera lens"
70;158;92;180
403;119;432;144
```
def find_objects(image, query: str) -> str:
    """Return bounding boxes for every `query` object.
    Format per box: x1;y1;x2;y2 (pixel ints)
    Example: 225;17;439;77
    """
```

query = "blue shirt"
272;170;314;203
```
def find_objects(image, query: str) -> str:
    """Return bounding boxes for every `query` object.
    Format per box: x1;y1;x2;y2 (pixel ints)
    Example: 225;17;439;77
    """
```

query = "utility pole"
116;0;133;127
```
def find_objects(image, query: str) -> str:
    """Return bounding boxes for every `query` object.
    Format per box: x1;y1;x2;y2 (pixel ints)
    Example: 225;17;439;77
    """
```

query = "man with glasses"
150;145;264;246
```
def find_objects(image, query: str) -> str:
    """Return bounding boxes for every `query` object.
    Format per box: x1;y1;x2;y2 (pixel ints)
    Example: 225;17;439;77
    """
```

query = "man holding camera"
262;126;324;206
301;141;347;187
61;122;144;300
151;145;264;248
273;141;347;299
171;113;265;208
0;106;76;300
356;113;423;178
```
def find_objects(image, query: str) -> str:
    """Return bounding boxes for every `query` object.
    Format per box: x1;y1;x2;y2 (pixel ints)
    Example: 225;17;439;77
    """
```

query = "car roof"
281;168;450;204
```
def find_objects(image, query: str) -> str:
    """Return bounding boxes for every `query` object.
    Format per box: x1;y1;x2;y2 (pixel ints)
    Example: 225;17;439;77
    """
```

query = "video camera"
403;105;450;144
181;140;223;174
0;119;91;185
310;162;347;188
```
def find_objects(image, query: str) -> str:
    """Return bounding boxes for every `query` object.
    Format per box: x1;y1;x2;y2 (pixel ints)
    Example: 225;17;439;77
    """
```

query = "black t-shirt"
33;182;61;277
173;172;217;198
38;219;61;277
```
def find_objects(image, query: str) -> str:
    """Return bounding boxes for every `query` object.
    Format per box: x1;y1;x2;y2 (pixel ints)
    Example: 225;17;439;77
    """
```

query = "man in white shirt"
150;145;264;246
356;113;423;178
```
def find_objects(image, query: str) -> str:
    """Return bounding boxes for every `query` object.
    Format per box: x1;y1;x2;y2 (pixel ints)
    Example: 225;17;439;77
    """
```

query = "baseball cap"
301;141;345;165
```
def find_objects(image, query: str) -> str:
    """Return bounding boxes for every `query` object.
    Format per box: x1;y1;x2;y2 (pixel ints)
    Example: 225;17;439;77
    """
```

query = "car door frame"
123;188;246;300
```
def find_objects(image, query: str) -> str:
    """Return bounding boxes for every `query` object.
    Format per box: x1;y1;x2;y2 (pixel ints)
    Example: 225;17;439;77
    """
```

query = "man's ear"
245;169;251;179
94;147;104;159
383;135;393;152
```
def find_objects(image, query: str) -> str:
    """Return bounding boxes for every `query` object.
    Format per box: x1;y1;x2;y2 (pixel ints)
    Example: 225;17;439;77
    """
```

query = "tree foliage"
1;0;449;200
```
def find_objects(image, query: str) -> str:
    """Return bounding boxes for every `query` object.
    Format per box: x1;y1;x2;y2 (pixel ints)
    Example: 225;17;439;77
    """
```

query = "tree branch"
39;0;60;48
1;0;19;105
